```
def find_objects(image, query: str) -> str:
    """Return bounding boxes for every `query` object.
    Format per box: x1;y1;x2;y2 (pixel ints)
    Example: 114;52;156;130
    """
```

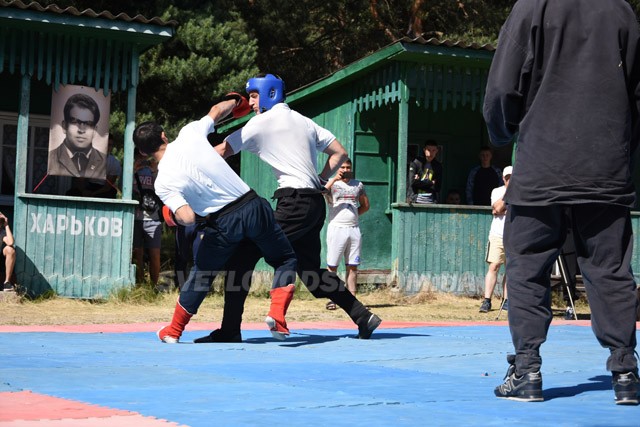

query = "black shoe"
495;355;543;402
479;299;491;313
3;281;14;292
613;371;639;405
564;307;575;321
357;313;382;339
502;299;508;311
194;329;242;343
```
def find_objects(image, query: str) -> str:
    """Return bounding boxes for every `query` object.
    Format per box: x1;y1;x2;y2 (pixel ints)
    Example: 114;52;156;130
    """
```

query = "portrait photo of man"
48;86;109;179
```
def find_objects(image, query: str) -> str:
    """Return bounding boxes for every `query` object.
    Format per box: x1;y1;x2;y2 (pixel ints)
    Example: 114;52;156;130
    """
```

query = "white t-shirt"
328;179;366;227
226;103;336;189
154;116;250;216
489;185;507;238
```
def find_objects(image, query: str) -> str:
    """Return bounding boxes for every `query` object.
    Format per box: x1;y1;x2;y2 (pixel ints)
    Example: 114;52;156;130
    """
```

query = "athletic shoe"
495;355;543;402
357;313;382;339
157;326;179;344
3;281;14;292
502;299;509;311
479;299;491;313
613;371;639;405
265;316;289;341
194;329;242;343
564;307;575;320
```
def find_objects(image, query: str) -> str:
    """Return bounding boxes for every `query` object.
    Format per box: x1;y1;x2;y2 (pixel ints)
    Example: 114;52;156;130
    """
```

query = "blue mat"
1;325;638;426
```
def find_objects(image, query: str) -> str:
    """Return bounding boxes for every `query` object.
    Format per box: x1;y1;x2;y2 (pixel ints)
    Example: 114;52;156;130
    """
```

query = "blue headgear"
245;74;285;112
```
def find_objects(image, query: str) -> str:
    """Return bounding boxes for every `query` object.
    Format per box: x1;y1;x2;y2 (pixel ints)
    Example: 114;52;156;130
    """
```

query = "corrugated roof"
399;35;496;52
0;0;177;27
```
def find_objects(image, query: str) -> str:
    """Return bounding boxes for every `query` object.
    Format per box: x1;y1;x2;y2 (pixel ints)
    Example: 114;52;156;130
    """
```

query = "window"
0;112;70;205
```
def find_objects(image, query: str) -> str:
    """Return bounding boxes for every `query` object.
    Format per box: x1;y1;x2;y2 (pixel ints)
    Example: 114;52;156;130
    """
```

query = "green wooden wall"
392;204;493;295
16;195;137;298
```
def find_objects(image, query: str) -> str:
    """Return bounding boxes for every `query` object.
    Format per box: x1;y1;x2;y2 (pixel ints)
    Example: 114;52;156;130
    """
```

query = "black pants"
178;192;297;315
174;223;199;288
220;189;371;334
505;204;638;375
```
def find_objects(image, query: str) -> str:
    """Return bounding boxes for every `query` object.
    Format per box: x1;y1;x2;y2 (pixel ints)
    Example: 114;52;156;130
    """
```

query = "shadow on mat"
543;375;610;400
242;331;431;348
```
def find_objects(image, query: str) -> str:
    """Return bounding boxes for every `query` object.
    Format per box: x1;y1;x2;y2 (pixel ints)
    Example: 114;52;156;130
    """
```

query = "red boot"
265;284;295;340
157;301;193;343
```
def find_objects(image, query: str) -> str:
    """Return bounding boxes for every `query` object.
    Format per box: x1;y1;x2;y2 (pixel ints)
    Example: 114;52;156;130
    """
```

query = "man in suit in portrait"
48;93;106;179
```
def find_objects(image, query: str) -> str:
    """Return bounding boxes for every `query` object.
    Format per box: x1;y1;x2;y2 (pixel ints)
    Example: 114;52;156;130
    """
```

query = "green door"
353;131;395;271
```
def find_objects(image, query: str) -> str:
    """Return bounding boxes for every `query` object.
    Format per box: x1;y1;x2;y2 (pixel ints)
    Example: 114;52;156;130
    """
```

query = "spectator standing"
407;140;442;204
132;150;162;286
479;166;511;313
324;159;370;309
466;147;503;205
483;0;640;404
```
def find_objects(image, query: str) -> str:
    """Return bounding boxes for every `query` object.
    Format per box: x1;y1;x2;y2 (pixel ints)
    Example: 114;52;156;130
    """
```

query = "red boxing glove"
224;92;251;118
162;205;177;227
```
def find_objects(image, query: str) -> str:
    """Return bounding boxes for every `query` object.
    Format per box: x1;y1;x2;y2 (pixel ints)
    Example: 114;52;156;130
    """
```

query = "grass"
0;281;592;326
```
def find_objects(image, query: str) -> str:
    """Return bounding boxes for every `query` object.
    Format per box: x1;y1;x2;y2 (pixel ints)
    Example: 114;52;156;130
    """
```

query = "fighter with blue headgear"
245;74;286;113
204;70;382;345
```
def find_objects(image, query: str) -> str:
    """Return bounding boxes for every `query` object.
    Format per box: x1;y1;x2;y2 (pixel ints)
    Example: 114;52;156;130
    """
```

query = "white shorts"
326;225;362;267
486;234;505;265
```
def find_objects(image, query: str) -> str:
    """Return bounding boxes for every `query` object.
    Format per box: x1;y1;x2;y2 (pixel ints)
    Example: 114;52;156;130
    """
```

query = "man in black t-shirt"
465;147;503;205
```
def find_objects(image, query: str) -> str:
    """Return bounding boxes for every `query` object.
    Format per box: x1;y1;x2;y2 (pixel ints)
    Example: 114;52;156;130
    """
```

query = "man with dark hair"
407;139;442;204
133;95;298;343
324;158;370;308
484;0;640;404
48;93;106;179
465;147;503;206
207;74;381;343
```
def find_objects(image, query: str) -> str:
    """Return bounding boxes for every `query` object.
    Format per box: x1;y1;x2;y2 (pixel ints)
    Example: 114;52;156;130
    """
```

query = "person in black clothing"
407;140;442;204
465;147;503;206
484;0;640;405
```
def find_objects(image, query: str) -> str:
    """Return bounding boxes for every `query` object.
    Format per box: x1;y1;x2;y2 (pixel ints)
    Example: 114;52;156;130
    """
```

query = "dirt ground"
0;285;589;326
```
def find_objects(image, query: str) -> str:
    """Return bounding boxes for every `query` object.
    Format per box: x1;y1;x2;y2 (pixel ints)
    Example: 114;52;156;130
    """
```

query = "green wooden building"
0;1;175;298
220;38;640;296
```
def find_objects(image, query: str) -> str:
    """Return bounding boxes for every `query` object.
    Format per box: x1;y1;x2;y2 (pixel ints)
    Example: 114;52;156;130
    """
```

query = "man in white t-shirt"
479;166;512;313
324;158;369;309
213;74;382;340
133;94;297;343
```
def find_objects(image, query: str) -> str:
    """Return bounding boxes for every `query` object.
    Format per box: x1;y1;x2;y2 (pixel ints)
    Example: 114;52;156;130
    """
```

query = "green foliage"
227;0;516;89
34;0;640;133
132;5;259;137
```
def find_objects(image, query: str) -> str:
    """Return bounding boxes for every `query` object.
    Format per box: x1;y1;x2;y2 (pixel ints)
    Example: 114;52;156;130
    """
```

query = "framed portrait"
47;85;110;179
